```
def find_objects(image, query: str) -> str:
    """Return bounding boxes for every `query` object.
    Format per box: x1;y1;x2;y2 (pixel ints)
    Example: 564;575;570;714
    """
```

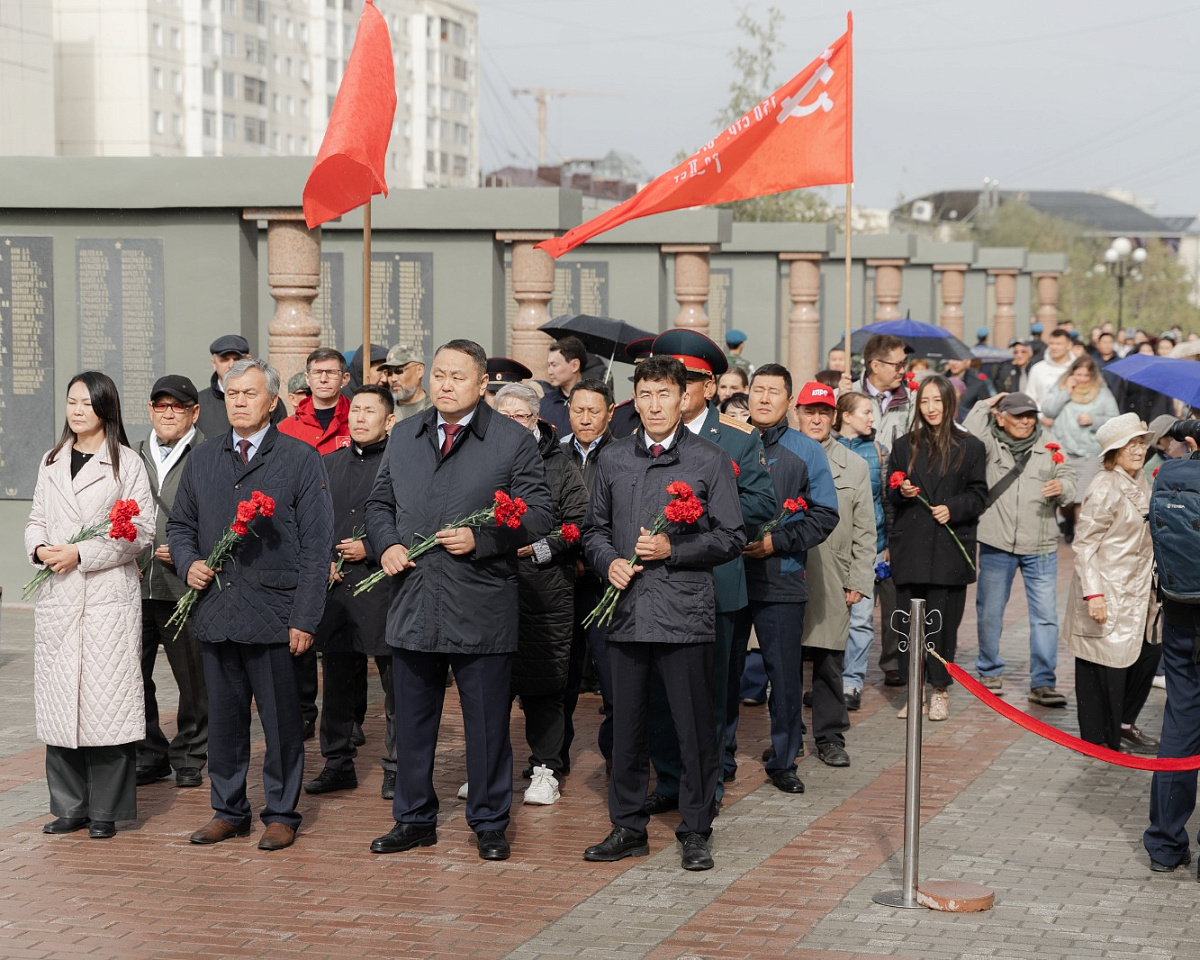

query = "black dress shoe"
304;766;359;795
1121;725;1160;754
845;689;862;711
477;830;510;861
350;723;366;747
43;817;89;835
680;832;714;871
370;822;437;854
722;767;737;783
381;770;396;800
643;793;678;815
302;721;316;741
884;669;906;687
176;767;202;788
583;826;649;862
802;691;812;708
88;821;116;839
817;743;851;767
135;760;171;786
1149;851;1191;872
770;771;806;793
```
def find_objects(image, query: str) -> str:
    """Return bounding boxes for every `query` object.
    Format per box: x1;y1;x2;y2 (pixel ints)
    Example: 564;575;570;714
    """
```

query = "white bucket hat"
1095;412;1155;456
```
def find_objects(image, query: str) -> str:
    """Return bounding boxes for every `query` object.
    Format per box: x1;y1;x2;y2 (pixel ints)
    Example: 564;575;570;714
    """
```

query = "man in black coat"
168;359;334;852
304;385;399;800
582;356;746;872
365;339;553;862
196;334;285;438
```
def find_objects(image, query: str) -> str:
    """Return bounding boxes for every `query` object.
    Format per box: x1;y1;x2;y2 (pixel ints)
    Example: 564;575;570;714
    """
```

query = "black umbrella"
831;318;974;362
540;314;656;364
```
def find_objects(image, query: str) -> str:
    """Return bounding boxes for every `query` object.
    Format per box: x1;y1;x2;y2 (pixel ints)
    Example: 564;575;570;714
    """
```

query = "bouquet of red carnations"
353;490;529;596
166;490;275;638
23;499;142;600
754;495;807;543
583;481;704;628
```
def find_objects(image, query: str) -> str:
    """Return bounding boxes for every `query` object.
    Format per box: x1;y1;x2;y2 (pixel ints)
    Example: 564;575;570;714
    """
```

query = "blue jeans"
842;549;883;693
975;543;1059;689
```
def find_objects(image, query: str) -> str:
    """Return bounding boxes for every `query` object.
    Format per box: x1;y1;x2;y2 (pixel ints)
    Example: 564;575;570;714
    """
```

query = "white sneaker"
929;688;950;722
523;765;560;805
1152;675;1167;690
457;781;469;799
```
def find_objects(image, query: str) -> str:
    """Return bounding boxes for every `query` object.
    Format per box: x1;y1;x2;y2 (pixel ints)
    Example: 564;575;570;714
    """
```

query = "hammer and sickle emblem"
778;49;835;122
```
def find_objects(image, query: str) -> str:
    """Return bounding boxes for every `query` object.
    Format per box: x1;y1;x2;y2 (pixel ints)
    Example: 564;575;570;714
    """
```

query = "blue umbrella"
832;318;974;362
1105;354;1200;409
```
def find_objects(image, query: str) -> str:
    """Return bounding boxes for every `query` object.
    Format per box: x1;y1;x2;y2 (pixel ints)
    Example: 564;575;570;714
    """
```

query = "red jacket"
277;394;352;455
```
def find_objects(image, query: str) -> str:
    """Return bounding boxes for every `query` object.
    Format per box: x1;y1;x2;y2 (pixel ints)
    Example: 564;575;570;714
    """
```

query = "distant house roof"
1160;215;1200;235
893;189;1191;237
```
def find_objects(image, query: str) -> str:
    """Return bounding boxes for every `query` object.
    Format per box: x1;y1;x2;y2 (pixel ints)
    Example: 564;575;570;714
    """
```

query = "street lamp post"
1094;236;1148;327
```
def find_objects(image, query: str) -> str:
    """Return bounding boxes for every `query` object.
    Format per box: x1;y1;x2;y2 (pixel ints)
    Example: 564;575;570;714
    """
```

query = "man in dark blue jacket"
582;355;746;872
744;364;839;792
365;339;552;862
168;358;334;852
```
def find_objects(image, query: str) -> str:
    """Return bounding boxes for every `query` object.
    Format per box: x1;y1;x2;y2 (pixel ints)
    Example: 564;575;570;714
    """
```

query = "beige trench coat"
23;442;155;748
1064;467;1158;669
800;439;877;652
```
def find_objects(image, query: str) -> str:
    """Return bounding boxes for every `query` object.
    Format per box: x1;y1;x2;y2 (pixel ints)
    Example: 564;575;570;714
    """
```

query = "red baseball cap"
794;382;836;408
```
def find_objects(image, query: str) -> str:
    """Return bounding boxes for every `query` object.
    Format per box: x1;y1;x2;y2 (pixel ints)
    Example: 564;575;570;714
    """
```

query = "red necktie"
440;423;462;457
237;438;252;465
650;443;665;458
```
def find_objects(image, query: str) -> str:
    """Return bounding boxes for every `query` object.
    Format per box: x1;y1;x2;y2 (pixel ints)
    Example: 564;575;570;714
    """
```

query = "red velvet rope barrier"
934;657;1200;772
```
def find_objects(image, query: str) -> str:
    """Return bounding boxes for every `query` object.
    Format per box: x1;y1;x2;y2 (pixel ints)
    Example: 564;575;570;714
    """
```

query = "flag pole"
844;182;853;364
362;198;372;383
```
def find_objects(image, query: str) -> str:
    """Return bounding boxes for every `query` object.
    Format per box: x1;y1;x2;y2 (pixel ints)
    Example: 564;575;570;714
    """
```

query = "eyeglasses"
501;411;534;422
308;368;344;380
873;358;907;371
151;402;194;414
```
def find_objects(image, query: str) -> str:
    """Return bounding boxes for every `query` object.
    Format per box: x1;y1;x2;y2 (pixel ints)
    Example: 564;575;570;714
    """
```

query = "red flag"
302;0;397;229
538;14;852;259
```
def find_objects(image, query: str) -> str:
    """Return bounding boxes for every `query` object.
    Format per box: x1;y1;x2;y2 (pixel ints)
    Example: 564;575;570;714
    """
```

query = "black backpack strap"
984;449;1034;509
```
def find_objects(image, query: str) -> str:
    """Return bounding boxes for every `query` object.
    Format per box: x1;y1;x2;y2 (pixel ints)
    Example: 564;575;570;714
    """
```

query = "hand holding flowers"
889;470;975;572
24;499;142;600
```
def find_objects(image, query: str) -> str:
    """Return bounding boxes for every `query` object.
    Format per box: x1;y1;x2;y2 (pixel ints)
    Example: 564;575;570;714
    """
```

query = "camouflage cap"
384;343;425;369
287;371;310;394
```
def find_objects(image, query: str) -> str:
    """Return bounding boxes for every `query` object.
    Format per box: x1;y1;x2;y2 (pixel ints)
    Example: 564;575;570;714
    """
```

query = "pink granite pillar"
499;232;556;380
869;259;904;322
1034;272;1060;330
781;253;821;384
244;208;321;392
663;245;712;332
935;263;968;339
991;269;1019;347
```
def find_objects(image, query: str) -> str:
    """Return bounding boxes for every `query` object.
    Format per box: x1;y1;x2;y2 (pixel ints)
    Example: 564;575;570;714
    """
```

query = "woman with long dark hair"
23;372;154;839
887;375;988;722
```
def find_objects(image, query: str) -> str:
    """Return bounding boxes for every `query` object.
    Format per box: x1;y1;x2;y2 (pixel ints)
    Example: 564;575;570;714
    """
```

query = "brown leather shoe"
189;818;250;845
258;822;297;851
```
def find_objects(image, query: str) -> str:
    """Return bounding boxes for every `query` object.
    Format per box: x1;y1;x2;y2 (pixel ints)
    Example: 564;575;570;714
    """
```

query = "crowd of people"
21;321;1200;875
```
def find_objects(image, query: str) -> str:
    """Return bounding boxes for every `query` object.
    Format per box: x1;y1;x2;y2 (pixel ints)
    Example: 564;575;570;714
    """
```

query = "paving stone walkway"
0;546;1191;959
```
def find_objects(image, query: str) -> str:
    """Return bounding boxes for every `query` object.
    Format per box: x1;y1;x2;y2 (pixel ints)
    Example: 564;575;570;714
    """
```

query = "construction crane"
511;87;623;165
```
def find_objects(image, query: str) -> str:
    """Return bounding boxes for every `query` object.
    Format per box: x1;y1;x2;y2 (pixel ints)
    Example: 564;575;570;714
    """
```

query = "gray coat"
137;429;205;603
582;425;746;645
364;401;553;655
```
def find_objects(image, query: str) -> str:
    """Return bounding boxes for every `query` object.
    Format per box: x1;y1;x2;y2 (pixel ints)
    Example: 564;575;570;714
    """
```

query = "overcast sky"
475;0;1200;217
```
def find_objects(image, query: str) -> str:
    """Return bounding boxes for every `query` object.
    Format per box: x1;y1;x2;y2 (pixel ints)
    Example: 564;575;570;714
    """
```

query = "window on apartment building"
171;27;181;49
153;67;164;90
202;67;215;95
453;57;468;81
326;58;338;82
244;117;266;144
299;97;307;115
452;91;468;113
300;61;309;81
202;0;212;10
222;31;236;56
173;114;182;136
287;133;294;153
244;76;266;105
223;113;237;139
426;150;436;173
286;95;294;116
326;20;336;46
222;0;235;14
299;135;309;152
425;117;435;138
426;50;436;73
222;71;237;97
203;110;216;138
172;71;182;95
299;22;307;43
439;152;448;174
326;0;335;8
453;122;468;145
327;95;336;117
271;93;279;112
153;24;163;46
286;19;293;39
439;119;449;139
202;26;213;53
272;14;280;35
427;86;436;110
153;111;164;134
245;0;264;26
440;88;452;110
453;155;467;178
285;56;293;76
343;24;354;48
390;152;397;170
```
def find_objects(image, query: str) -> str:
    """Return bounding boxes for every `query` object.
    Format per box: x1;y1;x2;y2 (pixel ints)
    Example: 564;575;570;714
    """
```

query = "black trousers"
201;641;305;830
517;692;565;776
609;641;717;840
895;583;966;688
1075;640;1161;750
46;743;136;822
723;608;754;777
807;646;849;748
563;579;613;769
320;653;394;773
391;649;513;834
137;599;208;772
298;648;319;726
876;574;899;673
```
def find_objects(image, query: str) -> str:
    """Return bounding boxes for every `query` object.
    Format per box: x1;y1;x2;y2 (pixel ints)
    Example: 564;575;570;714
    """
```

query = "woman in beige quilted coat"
24;372;154;839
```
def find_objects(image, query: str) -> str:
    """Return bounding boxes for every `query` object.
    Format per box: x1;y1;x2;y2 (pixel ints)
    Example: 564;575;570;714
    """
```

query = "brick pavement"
0;545;1193;960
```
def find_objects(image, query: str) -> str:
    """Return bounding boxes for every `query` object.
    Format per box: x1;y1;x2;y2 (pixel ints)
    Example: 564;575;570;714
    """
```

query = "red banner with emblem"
537;13;852;259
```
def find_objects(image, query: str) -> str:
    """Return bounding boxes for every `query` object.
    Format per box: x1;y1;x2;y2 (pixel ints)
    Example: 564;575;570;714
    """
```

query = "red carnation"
560;523;581;543
236;501;258;524
1153;466;1160;478
904;373;918;392
889;470;907;489
231;519;250;537
783;497;807;513
251;491;275;517
666;480;694;499
731;460;740;477
1051;452;1065;465
1045;442;1061;452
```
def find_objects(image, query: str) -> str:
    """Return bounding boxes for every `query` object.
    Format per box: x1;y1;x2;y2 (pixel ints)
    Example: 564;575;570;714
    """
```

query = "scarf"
990;418;1042;458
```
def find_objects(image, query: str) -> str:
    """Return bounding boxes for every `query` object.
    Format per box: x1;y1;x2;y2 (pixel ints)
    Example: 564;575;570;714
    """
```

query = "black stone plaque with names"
551;261;609;318
76;239;166;444
709;268;733;340
316;252;344;351
369;252;432;358
0;236;55;499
